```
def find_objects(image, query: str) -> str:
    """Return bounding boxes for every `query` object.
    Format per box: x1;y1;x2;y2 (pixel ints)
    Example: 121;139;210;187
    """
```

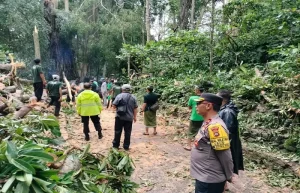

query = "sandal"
183;146;192;151
143;132;149;135
153;132;157;135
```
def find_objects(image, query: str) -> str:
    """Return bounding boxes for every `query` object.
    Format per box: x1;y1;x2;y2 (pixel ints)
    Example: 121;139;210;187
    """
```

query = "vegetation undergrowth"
0;113;138;193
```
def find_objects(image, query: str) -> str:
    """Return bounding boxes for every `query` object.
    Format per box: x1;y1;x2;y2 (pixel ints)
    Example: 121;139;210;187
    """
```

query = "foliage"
0;115;138;192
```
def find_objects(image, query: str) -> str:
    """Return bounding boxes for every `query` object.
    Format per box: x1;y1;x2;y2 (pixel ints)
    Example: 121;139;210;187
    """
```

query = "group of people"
187;86;244;193
32;58;243;193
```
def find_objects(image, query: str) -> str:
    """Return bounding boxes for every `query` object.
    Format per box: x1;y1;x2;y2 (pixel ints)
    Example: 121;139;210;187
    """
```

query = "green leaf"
24;173;33;186
31;181;44;193
33;177;52;193
5;141;18;161
1;175;16;193
36;170;58;178
16;173;25;182
79;144;90;159
20;151;54;162
15;182;29;193
11;159;36;174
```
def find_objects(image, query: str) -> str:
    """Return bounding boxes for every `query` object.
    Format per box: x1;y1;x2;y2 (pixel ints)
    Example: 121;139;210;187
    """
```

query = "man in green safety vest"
76;83;103;141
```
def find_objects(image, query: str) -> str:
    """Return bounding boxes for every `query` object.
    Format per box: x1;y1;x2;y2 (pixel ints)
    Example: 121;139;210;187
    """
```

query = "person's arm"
38;66;47;85
188;97;192;110
141;95;147;112
133;108;138;122
96;95;103;113
215;150;234;182
112;95;120;109
133;98;138;122
76;95;81;115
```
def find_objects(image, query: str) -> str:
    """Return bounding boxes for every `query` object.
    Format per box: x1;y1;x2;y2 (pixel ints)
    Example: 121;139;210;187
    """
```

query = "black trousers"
33;82;43;101
195;180;226;193
112;117;133;149
66;94;75;102
49;96;61;116
81;115;102;135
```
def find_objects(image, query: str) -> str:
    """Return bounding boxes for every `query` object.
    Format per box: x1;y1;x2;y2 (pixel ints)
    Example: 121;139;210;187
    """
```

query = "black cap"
195;93;223;107
34;58;40;64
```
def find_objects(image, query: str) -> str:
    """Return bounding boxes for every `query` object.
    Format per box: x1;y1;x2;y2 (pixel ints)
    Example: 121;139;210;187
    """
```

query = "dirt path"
59;109;298;193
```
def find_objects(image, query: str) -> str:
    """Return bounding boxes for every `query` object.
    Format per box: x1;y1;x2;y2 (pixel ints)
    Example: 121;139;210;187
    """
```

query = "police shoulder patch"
207;123;230;150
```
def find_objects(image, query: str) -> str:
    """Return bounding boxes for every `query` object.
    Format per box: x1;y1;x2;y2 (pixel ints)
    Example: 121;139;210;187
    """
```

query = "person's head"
217;90;232;106
195;93;223;118
83;77;90;83
83;83;92;90
34;58;40;65
52;74;60;81
195;85;204;95
146;86;154;93
122;84;131;93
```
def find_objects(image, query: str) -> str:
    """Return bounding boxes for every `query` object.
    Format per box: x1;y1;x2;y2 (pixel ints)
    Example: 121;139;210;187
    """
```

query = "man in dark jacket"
46;75;62;117
217;90;244;175
112;84;138;150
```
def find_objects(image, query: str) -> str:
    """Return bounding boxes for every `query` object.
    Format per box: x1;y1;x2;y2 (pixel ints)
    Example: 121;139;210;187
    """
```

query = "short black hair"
84;83;91;89
147;86;154;92
34;58;40;64
218;90;232;101
212;104;221;111
195;85;204;92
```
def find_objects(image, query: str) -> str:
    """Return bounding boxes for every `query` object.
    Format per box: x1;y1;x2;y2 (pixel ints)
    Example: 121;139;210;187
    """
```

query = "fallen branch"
244;146;300;178
62;72;72;102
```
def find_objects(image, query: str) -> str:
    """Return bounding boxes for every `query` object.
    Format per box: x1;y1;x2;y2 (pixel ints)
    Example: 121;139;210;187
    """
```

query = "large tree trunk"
65;0;69;12
145;0;151;42
179;0;192;30
44;0;76;78
33;26;41;59
209;0;215;73
190;0;195;29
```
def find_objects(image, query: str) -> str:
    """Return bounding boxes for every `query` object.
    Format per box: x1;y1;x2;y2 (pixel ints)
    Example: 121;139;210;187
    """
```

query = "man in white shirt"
101;79;108;106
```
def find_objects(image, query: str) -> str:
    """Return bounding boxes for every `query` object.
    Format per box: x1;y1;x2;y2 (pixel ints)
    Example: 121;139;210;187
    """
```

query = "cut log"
3;86;16;93
62;72;72;101
13;105;33;119
19;78;32;84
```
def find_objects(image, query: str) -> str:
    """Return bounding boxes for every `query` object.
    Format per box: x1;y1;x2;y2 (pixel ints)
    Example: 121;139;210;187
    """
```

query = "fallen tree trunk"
62;72;72;101
3;86;16;93
13;105;33;119
243;146;300;178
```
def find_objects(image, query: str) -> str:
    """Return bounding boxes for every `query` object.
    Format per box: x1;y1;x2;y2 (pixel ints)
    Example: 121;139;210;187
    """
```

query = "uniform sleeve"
219;109;236;134
113;95;120;106
188;97;193;107
143;95;148;103
133;97;138;109
215;150;233;181
37;66;43;74
95;94;103;113
76;95;81;115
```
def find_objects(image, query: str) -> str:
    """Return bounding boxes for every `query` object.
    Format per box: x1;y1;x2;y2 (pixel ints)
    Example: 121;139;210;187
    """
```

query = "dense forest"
0;0;300;192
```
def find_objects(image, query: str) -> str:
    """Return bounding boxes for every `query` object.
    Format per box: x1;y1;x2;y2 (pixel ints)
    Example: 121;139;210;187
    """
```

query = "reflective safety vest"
76;90;102;116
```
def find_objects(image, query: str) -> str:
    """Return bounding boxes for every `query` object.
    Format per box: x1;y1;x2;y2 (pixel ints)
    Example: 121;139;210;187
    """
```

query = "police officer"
191;93;233;193
46;75;62;117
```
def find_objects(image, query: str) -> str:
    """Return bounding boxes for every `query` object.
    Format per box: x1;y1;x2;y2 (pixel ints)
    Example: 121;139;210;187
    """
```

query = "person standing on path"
111;82;122;104
141;86;159;135
46;75;62;117
218;90;244;175
184;86;204;151
76;83;103;141
31;58;47;101
191;93;233;193
112;84;138;150
101;79;108;106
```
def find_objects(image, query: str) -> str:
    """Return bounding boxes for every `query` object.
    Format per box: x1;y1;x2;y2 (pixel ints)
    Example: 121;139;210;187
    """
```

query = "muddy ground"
59;109;298;193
